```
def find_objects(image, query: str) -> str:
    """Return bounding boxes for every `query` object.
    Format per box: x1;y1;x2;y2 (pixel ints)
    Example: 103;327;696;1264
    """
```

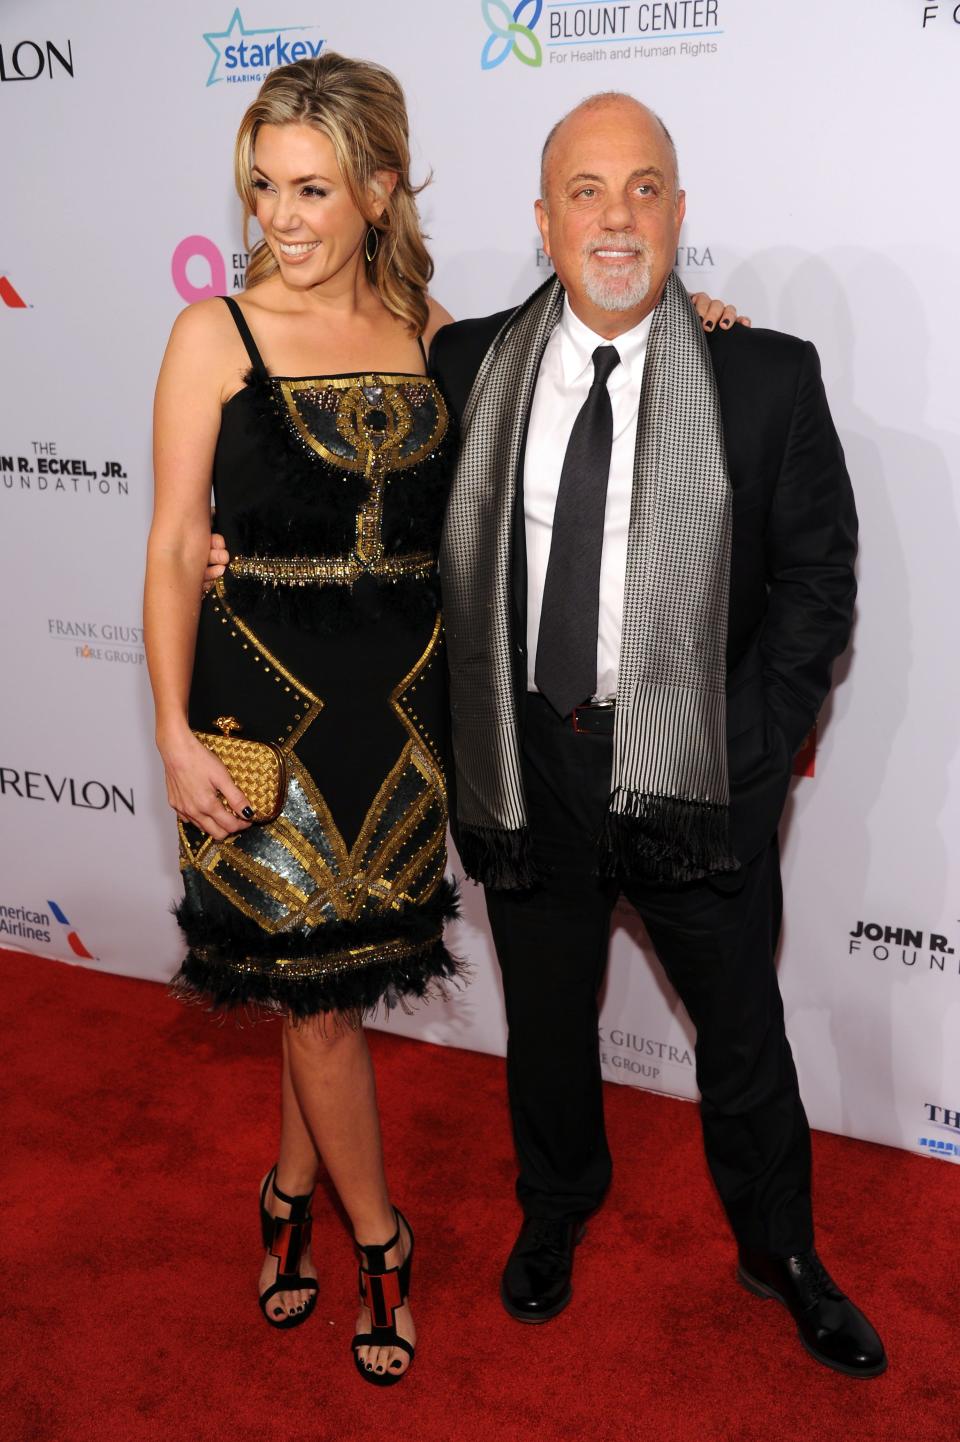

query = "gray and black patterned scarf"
440;271;739;887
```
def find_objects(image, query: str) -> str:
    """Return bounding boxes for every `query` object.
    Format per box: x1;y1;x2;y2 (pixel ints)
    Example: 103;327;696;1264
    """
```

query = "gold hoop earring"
364;226;379;263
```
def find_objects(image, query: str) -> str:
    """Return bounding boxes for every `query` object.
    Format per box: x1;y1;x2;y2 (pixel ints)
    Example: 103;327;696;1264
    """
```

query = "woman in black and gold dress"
144;55;457;1385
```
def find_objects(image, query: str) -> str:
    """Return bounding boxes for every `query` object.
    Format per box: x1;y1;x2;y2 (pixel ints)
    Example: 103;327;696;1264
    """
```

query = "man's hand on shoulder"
203;531;229;590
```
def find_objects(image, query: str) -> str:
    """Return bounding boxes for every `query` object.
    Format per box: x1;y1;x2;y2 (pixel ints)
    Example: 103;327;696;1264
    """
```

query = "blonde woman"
146;53;742;1386
145;54;459;1385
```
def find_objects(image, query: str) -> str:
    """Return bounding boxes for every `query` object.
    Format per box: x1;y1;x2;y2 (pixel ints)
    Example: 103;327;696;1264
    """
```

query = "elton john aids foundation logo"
172;236;248;302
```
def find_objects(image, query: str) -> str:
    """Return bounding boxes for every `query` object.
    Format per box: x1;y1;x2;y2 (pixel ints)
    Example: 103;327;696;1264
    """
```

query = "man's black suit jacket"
430;305;858;868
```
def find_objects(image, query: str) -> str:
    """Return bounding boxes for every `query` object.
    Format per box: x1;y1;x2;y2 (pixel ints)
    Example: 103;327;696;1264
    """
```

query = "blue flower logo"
481;0;543;70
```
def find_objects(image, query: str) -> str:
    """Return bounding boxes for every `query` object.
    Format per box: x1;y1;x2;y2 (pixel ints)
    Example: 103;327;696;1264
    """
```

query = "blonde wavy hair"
234;53;432;334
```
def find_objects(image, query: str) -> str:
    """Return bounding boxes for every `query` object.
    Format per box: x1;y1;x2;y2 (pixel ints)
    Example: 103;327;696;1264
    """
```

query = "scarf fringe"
599;792;739;883
456;824;536;890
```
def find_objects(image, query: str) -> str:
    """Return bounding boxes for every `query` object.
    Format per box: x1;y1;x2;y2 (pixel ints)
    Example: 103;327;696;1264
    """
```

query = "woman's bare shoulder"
422;295;455;350
160;297;250;405
166;295;240;352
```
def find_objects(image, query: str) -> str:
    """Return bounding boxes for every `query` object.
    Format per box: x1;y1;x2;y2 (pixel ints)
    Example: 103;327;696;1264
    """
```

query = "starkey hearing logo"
202;8;325;86
0;275;28;308
481;0;544;68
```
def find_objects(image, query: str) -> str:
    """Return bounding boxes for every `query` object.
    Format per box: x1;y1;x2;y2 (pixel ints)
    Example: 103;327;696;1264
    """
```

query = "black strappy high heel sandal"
258;1165;319;1330
351;1209;415;1385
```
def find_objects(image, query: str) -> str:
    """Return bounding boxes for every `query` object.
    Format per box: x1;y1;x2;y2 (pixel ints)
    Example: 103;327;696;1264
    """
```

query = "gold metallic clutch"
192;716;288;824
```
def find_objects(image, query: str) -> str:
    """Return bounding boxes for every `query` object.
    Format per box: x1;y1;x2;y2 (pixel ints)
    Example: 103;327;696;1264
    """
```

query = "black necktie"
535;344;621;718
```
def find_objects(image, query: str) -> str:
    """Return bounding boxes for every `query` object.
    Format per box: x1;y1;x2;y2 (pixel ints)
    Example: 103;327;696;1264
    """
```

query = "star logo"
202;8;322;88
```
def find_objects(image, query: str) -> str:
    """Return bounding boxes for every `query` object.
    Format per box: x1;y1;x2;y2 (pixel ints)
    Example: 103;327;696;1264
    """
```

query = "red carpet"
2;948;957;1442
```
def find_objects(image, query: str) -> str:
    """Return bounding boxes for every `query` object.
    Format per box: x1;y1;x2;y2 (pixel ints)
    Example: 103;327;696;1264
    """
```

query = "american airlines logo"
0;276;28;308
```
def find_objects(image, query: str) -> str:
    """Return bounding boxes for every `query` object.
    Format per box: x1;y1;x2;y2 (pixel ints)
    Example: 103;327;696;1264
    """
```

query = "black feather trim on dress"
223;571;441;636
171;877;461;1022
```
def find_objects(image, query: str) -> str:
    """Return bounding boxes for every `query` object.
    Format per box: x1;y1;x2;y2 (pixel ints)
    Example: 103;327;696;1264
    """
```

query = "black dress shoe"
501;1216;586;1323
737;1248;887;1377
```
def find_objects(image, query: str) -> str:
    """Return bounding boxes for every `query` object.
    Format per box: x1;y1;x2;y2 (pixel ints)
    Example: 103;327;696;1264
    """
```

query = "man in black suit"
431;93;885;1376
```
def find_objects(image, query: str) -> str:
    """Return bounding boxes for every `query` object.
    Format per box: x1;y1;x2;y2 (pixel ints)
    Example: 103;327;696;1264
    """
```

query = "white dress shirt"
524;299;652;700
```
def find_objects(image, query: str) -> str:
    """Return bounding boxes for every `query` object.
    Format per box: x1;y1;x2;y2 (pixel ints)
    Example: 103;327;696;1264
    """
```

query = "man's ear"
534;197;551;260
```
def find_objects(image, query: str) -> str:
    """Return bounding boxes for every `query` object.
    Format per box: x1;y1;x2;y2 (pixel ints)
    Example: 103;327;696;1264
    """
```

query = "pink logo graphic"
171;235;228;303
47;899;96;959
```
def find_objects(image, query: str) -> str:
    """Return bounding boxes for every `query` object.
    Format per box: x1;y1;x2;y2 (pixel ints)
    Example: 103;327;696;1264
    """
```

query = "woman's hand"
689;292;751;332
158;725;253;840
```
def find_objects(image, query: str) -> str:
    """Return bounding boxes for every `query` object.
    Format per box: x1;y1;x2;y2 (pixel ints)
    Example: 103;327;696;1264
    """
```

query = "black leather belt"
571;701;616;736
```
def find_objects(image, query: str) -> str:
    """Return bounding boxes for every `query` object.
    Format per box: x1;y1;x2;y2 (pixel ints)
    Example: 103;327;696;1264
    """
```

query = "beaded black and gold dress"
173;297;459;1018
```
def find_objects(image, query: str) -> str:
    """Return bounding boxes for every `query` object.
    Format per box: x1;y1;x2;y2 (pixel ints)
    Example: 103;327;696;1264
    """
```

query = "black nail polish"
241;806;254;819
705;321;714;331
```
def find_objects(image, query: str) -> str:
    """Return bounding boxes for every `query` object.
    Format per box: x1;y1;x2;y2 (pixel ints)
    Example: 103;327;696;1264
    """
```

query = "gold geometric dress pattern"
230;374;447;588
180;594;447;978
177;372;452;988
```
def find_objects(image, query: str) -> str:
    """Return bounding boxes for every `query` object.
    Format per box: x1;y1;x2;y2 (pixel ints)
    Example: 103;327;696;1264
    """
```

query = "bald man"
431;94;884;1377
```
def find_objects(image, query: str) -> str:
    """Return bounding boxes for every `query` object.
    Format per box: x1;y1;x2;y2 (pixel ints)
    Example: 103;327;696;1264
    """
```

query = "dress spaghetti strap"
222;296;268;378
417;334;428;369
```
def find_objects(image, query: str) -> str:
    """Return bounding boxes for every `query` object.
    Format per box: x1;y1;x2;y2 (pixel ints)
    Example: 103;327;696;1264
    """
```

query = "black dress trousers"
483;693;814;1258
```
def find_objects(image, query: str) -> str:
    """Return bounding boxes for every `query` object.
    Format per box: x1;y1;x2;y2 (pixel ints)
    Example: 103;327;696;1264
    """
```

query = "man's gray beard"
581;249;652;311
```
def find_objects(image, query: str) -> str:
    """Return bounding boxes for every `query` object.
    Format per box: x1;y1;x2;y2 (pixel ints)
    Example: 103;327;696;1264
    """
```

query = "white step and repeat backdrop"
2;1;959;1163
